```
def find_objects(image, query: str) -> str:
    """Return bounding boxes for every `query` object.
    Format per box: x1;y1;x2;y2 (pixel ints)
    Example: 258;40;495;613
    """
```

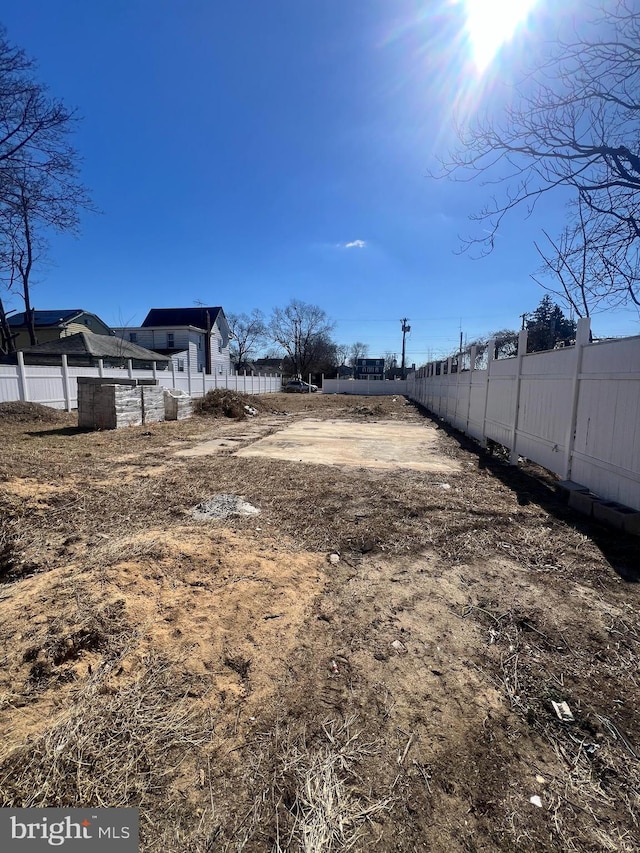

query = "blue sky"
2;0;639;363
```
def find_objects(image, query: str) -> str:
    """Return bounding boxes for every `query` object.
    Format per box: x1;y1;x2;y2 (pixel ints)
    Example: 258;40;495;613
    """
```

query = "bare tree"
348;341;369;370
268;300;335;377
335;344;350;366
533;196;639;317
227;309;266;366
437;0;640;312
384;351;398;374
0;27;91;347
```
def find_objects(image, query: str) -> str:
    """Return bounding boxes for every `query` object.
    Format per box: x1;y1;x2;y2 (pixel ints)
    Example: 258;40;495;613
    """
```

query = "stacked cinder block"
78;377;170;429
141;385;166;424
78;378;142;429
163;389;192;420
557;479;640;535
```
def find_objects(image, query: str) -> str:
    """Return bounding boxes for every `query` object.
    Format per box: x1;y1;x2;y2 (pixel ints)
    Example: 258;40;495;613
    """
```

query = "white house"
112;306;232;374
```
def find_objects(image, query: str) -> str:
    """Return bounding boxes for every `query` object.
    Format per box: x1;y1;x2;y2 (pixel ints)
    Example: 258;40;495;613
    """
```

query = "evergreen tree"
526;296;576;352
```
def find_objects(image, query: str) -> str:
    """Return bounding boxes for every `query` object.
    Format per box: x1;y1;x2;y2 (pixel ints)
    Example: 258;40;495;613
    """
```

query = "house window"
129;332;137;343
177;358;185;372
198;338;202;350
167;333;174;348
218;338;223;353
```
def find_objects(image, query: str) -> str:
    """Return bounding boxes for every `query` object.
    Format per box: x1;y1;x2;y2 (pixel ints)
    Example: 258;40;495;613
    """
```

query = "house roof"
8;309;86;328
20;331;170;361
141;307;223;330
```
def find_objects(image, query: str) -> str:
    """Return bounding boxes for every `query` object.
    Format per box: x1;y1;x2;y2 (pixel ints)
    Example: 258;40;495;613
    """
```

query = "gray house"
113;306;232;374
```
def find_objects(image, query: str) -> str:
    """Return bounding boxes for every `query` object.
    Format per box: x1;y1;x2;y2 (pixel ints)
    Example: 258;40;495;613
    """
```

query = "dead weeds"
0;392;639;851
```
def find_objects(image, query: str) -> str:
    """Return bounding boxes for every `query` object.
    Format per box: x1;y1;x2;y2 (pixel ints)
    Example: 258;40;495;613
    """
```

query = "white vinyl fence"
322;378;409;395
0;354;282;410
406;318;640;511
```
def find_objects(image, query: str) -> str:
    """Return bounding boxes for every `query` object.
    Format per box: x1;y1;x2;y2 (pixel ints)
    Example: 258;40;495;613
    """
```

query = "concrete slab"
175;437;245;457
234;418;460;472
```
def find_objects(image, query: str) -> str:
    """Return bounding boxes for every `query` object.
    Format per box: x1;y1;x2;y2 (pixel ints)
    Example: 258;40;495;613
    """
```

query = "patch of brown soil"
0;401;72;424
0;394;638;851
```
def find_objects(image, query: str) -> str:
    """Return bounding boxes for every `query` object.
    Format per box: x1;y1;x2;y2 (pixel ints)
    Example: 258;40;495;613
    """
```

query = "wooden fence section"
406;318;640;511
0;355;282;410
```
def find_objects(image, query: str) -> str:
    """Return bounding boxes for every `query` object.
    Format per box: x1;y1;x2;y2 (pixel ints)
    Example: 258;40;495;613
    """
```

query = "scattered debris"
328;553;340;565
530;795;543;808
551;701;575;723
329;659;339;674
390;639;408;654
191;494;260;520
193;389;266;419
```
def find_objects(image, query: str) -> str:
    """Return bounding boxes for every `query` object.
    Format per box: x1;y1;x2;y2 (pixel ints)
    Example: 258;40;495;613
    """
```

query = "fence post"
467;346;477;433
171;359;176;389
309;373;312;393
61;354;72;412
509;330;529;465
187;364;192;396
98;358;104;378
152;361;157;381
244;370;247;394
127;359;133;379
202;367;206;397
563;317;591;480
453;353;462;427
235;372;238;392
17;351;28;401
481;340;496;448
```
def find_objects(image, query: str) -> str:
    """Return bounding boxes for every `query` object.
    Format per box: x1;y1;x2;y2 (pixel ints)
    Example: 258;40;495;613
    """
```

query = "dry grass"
0;656;212;808
0;393;639;852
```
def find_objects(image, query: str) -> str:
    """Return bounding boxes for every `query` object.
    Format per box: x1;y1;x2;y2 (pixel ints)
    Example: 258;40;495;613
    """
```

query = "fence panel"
571;337;640;508
322;379;408;395
514;348;576;475
405;322;640;510
0;364;283;410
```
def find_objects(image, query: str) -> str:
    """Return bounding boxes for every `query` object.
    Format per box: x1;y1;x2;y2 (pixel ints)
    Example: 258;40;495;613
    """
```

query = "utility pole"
400;318;411;379
520;312;528;330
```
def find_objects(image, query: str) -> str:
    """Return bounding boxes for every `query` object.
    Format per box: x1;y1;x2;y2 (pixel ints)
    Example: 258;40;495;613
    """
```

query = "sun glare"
465;0;538;72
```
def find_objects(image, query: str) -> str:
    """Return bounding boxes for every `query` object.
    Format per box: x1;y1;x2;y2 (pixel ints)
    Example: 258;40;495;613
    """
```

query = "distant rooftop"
8;309;86;328
20;331;169;361
141;307;223;329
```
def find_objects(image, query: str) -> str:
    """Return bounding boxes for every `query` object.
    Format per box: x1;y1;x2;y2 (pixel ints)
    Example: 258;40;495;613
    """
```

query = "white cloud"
343;239;366;249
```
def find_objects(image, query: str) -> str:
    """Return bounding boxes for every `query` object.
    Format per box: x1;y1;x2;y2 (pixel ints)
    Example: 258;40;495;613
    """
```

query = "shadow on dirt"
415;404;640;584
26;426;91;438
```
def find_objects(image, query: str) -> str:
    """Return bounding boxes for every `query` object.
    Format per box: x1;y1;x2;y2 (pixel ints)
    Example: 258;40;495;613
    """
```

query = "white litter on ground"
192;494;261;520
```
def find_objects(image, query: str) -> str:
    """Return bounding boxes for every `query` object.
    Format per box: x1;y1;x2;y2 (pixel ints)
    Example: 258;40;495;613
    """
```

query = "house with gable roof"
8;309;114;350
112;306;232;374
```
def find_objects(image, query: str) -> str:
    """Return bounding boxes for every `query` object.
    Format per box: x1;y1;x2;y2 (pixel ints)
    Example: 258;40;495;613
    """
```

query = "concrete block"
556;480;589;503
592;500;640;533
164;389;192;421
141;385;165;423
78;376;137;387
623;512;640;536
568;490;598;517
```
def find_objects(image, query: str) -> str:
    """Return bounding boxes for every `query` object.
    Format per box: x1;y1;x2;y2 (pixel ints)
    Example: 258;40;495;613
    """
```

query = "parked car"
284;379;318;393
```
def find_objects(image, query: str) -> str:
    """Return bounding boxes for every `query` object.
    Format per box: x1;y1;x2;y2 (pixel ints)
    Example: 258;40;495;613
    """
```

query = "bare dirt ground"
0;393;638;852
